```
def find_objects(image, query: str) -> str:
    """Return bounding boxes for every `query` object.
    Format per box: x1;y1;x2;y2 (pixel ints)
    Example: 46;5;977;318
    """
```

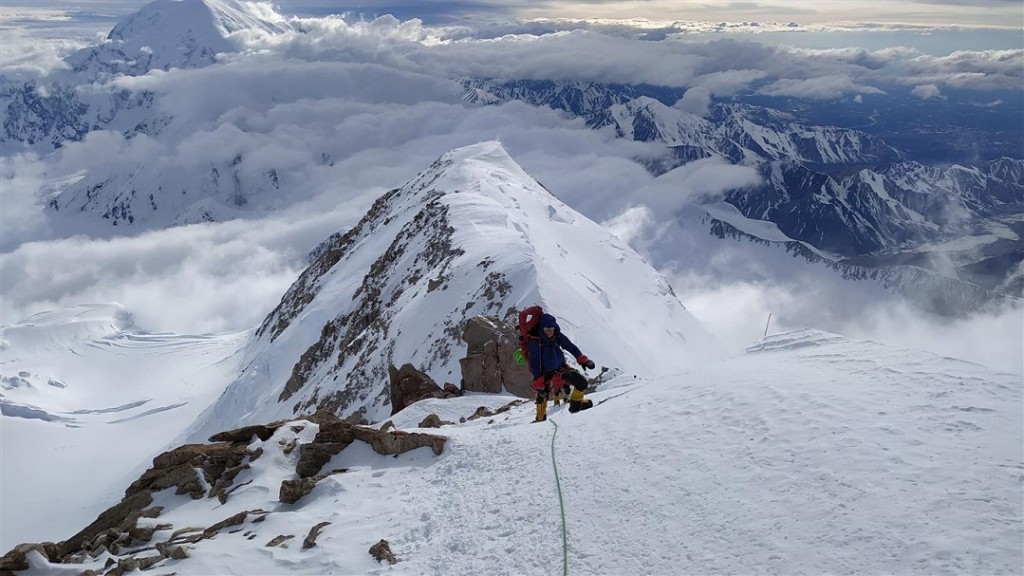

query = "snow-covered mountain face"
68;0;281;79
184;141;717;438
458;78;1023;313
0;0;290;154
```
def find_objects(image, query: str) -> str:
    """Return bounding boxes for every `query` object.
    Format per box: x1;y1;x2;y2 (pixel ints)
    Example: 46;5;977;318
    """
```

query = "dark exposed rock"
136;553;165;570
369;539;398;565
0;542;58;572
297;420;447;477
296;442;349;478
203;511;249;538
305;409;342;426
418;414;452;428
279;318;342;402
127;442;249;501
211;463;250;503
303;522;331;549
459;315;533;398
266;535;294;548
467;406;495;420
111;556;139;575
280;477;319;504
351;423;447;457
58;490;153;557
209;424;280;443
389;363;445;415
462;399;527;422
127;523;170;543
139;506;163;519
256;188;403;343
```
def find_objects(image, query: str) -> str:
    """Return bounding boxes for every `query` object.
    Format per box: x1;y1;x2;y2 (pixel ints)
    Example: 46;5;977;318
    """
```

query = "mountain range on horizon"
1;0;1021;319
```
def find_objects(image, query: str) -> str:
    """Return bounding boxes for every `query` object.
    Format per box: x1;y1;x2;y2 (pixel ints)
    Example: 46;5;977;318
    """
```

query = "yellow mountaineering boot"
535;399;547;422
568;388;593;414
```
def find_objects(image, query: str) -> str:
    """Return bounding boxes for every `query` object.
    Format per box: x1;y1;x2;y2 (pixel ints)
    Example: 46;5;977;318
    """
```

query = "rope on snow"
549;419;569;576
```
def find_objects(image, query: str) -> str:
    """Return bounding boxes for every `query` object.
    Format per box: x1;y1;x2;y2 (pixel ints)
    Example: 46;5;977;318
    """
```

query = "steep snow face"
185;141;717;437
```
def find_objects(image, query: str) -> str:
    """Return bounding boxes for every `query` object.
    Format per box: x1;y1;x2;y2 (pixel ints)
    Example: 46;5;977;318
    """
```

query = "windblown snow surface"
14;327;1023;575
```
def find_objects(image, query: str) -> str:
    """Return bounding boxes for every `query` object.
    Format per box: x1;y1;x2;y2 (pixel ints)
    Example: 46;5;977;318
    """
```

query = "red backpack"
516;305;544;366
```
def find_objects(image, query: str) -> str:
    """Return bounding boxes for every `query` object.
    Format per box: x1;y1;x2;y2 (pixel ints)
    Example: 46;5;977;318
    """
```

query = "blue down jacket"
527;314;583;380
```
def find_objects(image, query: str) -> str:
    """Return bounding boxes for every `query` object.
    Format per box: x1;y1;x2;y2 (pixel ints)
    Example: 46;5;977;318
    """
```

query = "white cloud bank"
912;83;943;99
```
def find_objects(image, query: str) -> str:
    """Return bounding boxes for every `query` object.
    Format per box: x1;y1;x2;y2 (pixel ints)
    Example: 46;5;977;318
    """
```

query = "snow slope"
19;329;1022;575
0;304;247;550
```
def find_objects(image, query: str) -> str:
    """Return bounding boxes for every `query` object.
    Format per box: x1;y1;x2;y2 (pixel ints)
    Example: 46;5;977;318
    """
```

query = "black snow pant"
534;366;588;405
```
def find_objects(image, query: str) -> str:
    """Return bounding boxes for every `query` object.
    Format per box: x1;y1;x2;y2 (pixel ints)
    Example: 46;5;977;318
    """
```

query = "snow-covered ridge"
185;141;717;438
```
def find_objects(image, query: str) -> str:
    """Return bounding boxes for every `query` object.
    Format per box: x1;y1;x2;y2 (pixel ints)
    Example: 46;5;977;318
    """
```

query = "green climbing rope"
550;419;569;576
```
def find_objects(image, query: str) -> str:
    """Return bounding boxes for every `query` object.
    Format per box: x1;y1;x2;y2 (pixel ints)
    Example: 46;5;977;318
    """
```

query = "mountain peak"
189;141;716;435
108;0;290;42
65;0;290;77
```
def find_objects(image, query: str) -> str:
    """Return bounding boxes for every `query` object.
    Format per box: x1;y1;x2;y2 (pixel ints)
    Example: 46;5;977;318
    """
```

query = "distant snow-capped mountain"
68;0;290;79
184;141;718;438
45;151;287;228
0;0;290;153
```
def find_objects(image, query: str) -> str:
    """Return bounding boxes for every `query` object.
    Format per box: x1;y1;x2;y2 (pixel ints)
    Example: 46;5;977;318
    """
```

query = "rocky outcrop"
293;418;446;485
388;363;461;415
370;539;398;564
303;522;331;549
459;315;533;398
3;416;447;574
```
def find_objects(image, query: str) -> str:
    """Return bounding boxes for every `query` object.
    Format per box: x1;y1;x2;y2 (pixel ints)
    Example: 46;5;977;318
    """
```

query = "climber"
528;313;595;422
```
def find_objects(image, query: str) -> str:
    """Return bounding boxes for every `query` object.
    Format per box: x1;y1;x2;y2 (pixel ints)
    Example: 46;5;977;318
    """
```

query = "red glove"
533;376;547;391
577;355;595;370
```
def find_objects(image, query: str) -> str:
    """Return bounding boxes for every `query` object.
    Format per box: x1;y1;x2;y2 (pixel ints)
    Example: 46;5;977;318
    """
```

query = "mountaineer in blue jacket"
528;314;595;422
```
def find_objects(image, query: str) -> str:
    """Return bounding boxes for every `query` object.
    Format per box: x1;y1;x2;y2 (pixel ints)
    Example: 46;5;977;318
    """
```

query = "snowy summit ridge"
187;141;716;436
